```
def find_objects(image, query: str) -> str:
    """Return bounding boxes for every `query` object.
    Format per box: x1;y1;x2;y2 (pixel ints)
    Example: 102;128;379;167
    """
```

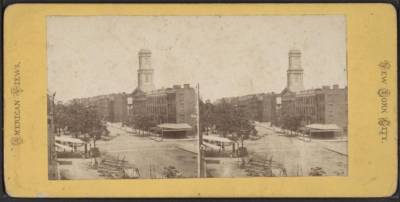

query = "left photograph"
47;17;200;180
47;46;199;179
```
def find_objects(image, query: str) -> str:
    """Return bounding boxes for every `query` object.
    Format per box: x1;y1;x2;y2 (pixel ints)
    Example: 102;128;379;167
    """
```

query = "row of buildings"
280;85;347;130
71;49;347;134
128;84;196;127
71;49;197;128
72;93;128;123
215;85;347;132
214;92;278;123
215;49;348;132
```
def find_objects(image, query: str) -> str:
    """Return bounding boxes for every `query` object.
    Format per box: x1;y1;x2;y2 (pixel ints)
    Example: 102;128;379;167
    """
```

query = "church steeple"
286;49;304;92
137;49;155;93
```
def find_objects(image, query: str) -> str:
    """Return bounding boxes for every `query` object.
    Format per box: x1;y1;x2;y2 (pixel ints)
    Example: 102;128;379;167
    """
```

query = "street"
246;125;347;176
205;124;347;177
96;124;197;178
58;123;197;179
58;122;347;179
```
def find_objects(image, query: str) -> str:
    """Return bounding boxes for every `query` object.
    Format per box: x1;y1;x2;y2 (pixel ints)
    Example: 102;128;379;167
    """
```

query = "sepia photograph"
47;15;348;180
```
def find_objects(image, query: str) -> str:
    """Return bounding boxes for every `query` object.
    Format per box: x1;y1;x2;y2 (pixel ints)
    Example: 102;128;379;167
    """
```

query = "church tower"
286;49;304;92
137;49;155;93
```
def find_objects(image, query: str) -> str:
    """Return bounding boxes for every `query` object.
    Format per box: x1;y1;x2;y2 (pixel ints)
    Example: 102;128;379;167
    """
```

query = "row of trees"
280;114;311;135
125;114;160;135
281;115;303;134
200;100;257;144
54;102;108;147
121;99;257;141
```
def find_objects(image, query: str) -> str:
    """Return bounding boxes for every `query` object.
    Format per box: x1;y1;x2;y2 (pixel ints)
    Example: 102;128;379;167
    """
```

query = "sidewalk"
319;141;348;156
107;122;136;134
176;143;197;154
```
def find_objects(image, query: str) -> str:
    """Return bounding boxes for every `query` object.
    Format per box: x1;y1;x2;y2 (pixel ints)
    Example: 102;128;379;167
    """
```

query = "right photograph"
200;49;348;178
192;16;348;178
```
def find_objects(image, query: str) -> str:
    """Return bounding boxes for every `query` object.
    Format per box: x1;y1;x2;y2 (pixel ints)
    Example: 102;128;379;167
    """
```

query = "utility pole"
196;83;204;178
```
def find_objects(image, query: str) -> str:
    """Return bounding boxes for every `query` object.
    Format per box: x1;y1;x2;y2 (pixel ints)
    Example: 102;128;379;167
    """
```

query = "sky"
47;15;346;102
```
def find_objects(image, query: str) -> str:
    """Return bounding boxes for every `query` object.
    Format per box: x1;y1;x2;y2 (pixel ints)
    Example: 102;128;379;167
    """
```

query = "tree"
212;100;255;147
230;106;255;147
199;99;215;135
54;102;106;146
131;114;158;135
141;115;158;134
126;114;138;132
281;114;303;135
132;114;144;134
213;100;236;137
54;103;69;134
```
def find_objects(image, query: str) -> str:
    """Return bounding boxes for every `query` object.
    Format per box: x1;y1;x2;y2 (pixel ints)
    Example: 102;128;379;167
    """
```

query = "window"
145;74;149;82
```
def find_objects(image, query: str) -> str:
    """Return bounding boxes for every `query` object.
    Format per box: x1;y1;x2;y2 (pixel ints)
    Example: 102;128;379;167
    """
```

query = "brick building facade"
281;85;348;131
71;93;128;123
214;92;278;123
260;93;278;124
109;93;128;123
127;84;196;127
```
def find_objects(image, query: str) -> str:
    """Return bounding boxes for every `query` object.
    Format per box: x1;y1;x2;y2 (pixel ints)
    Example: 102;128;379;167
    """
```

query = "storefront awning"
203;135;233;143
202;142;220;150
55;143;73;151
157;123;192;131
55;135;85;144
304;124;341;132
